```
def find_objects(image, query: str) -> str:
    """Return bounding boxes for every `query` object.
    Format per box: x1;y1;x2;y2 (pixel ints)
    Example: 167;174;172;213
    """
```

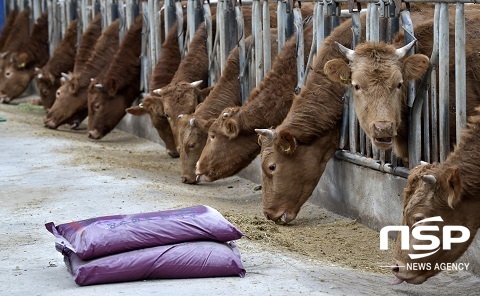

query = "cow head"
255;127;339;224
34;68;58;111
125;95;179;158
87;78;139;140
196;110;259;182
152;80;208;144
43;73;88;129
392;163;478;284
0;52;36;103
324;41;429;154
177;113;215;184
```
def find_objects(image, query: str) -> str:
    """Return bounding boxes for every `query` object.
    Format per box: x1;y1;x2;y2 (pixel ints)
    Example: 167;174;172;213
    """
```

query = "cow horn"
153;88;162;95
37;73;43;79
178;114;184;119
61;72;72;81
421;174;437;185
396;40;416;59
255;128;275;140
139;103;144;108
335;41;355;62
35;67;41;72
189;118;196;127
420;161;429;165
1;51;8;58
94;83;104;90
190;80;203;88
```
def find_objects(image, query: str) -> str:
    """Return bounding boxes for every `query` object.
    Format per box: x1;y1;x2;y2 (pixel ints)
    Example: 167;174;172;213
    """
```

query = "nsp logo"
380;216;470;259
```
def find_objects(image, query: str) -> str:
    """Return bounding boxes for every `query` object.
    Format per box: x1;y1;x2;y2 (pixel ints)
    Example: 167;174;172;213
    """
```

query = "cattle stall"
7;0;480;276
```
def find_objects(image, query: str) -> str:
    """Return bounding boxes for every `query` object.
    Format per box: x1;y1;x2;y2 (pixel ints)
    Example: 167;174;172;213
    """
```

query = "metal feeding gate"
6;0;477;177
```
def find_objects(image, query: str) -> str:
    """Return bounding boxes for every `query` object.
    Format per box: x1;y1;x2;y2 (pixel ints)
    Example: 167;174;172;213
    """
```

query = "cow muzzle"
263;209;295;225
370;121;394;149
391;259;428;285
0;94;11;104
88;129;102;140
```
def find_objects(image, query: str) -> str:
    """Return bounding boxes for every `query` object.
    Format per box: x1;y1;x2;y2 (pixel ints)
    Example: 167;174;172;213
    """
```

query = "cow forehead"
351;60;403;87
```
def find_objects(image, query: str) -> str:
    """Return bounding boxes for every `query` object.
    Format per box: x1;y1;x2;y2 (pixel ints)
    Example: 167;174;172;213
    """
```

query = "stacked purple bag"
46;205;246;286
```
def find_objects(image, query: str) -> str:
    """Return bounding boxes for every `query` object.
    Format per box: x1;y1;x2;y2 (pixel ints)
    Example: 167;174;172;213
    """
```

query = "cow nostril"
392;264;400;273
263;212;270;220
181;177;187;183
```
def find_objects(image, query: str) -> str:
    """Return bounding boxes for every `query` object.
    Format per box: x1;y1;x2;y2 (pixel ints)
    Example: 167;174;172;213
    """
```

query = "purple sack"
46;205;243;260
62;241;246;286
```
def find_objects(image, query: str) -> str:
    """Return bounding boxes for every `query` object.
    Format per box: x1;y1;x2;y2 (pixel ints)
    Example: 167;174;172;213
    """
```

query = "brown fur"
196;22;314;182
177;30;279;184
127;18;188;158
87;15;143;140
0;12;49;102
394;107;480;284
73;14;102;74
0;9;19;51
256;17;362;224
44;20;120;129
35;19;78;110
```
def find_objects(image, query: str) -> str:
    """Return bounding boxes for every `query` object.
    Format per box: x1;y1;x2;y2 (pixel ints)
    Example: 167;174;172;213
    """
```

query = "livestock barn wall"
26;0;480;280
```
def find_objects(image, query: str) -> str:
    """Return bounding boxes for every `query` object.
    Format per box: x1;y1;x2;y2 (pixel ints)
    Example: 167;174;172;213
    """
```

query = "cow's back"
73;14;102;74
0;9;19;51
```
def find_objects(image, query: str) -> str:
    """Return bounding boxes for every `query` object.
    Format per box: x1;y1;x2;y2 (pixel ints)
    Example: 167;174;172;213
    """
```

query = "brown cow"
252;16;362;224
44;19;120;129
151;20;215;147
195;22;314;183
0;8;30;80
325;12;480;163
0;9;19;51
392;106;480;285
0;12;49;103
126;19;187;158
177;30;279;184
34;19;78;111
87;15;143;140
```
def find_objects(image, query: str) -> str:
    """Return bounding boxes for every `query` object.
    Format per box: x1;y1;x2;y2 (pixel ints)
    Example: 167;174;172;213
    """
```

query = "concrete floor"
1;104;479;296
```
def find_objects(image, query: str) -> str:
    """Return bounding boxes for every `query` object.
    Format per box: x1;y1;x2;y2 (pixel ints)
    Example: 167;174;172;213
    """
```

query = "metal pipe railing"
455;3;466;144
438;3;450;162
293;7;304;93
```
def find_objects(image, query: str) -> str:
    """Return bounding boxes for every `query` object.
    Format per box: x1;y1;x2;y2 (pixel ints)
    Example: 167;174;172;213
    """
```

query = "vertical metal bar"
141;2;150;92
423;86;430;163
187;0;195;47
378;0;387;43
455;3;466;144
81;0;89;32
263;0;271;77
175;1;184;58
348;12;361;154
164;0;175;37
33;0;42;21
315;0;324;54
294;8;304;92
148;0;157;68
204;3;214;85
438;3;449;162
285;0;294;39
430;4;440;164
101;0;108;28
47;0;55;56
369;2;379;43
60;0;67;37
236;4;248;104
277;0;286;53
154;0;162;58
323;0;331;37
389;0;399;44
118;0;125;41
253;0;263;86
217;0;225;71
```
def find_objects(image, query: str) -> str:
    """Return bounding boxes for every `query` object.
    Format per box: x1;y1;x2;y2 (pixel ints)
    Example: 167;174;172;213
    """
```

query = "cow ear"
105;78;117;96
324;58;351;84
126;105;148;116
276;130;297;154
443;166;462;209
14;52;30;69
222;118;239;139
403;54;430;81
69;78;78;93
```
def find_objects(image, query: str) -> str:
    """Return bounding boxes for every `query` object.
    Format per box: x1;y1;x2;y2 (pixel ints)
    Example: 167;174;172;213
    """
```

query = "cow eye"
413;214;426;225
165;113;170;120
268;163;276;171
5;71;11;78
353;84;360;91
94;103;101;110
397;82;403;89
210;133;215;140
56;91;61;97
188;143;195;149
